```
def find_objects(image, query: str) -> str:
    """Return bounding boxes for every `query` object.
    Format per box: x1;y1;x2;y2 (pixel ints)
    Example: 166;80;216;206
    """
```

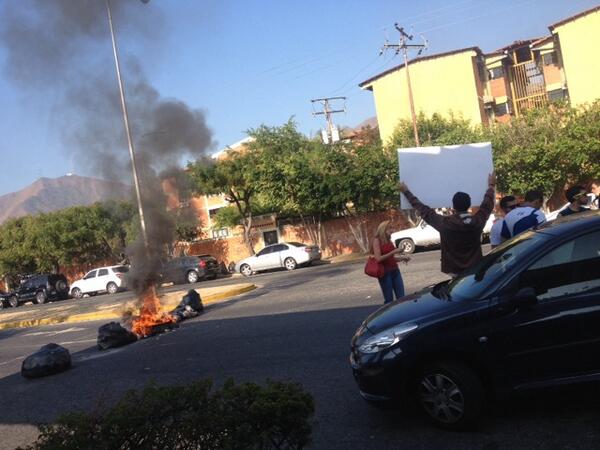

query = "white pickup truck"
390;214;495;254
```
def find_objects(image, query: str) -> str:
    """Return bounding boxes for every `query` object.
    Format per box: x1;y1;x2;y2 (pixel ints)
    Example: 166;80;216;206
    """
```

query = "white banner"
398;142;494;209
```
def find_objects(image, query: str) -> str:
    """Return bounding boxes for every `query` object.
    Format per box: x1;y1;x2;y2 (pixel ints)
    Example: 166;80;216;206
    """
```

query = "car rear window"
112;266;129;273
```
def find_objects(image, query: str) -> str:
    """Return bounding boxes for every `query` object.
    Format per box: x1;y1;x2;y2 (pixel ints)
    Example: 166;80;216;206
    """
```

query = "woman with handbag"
371;220;410;304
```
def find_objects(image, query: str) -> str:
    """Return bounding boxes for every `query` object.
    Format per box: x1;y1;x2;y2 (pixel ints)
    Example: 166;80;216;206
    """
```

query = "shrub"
20;379;314;450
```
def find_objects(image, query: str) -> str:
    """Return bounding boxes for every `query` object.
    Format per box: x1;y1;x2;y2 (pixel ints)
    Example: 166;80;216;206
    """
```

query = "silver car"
235;242;321;276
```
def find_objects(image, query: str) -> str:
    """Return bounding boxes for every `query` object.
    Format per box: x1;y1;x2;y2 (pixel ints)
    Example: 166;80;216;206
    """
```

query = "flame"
130;285;174;337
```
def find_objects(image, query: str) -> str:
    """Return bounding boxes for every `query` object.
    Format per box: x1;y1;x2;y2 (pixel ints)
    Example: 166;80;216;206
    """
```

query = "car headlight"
358;323;418;354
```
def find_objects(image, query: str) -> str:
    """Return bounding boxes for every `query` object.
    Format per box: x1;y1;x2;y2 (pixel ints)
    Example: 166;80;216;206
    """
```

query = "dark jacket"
403;187;495;274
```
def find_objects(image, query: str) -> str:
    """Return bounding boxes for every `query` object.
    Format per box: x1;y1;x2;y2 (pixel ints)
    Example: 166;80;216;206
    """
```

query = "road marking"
23;327;87;337
0;356;25;366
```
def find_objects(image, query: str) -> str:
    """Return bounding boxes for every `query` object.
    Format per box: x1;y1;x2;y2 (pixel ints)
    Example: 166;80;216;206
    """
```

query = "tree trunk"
344;212;369;253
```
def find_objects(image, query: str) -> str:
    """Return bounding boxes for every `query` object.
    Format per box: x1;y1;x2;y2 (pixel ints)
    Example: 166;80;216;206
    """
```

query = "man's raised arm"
398;182;443;231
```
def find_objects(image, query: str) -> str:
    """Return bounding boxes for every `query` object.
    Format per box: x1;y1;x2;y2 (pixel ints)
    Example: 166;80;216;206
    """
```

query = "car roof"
535;210;600;237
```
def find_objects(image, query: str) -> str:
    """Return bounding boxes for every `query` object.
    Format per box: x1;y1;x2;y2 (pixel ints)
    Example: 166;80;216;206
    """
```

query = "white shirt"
501;206;547;239
490;219;505;247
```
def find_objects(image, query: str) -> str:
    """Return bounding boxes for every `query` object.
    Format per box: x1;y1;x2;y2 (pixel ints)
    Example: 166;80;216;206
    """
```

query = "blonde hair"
375;220;390;242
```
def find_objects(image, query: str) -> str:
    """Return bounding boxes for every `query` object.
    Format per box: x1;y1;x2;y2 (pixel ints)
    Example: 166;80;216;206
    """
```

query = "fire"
130;285;174;337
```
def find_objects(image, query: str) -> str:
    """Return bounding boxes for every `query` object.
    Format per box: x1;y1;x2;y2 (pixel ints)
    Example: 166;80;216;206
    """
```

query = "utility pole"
105;0;150;257
380;24;427;147
311;96;346;144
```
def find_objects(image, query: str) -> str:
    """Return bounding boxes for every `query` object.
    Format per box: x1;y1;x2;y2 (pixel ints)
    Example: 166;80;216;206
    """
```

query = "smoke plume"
0;0;214;291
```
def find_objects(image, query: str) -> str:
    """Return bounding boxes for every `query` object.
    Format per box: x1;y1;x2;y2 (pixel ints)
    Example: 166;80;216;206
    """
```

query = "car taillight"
115;273;123;279
199;260;206;268
304;247;312;252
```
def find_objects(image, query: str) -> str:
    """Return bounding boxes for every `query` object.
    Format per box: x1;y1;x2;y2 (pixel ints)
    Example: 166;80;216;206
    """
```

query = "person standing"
501;189;546;239
398;173;496;276
372;220;409;304
590;180;600;210
559;185;590;217
490;195;518;248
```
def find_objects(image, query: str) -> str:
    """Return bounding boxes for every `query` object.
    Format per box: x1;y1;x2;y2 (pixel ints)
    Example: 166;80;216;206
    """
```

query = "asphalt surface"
1;247;599;449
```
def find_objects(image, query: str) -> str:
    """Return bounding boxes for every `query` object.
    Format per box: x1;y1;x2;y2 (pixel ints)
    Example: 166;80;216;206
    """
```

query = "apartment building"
360;5;600;144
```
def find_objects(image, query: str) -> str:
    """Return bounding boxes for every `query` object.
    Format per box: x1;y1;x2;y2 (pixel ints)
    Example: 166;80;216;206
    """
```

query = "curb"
0;284;256;331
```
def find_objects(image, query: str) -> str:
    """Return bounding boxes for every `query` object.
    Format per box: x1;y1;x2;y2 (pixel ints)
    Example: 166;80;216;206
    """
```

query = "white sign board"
397;142;494;209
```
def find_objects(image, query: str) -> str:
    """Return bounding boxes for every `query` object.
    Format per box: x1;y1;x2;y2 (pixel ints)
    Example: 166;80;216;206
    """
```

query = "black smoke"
0;0;214;292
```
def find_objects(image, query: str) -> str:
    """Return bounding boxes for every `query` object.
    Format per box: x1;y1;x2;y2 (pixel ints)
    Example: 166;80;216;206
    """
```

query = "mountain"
0;175;131;224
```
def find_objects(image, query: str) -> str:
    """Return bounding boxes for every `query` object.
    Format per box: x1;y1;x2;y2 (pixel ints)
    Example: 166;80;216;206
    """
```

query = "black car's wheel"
240;264;252;277
284;257;297;271
9;296;18;308
106;282;118;295
71;288;83;299
417;361;485;430
396;238;415;254
34;290;47;305
186;270;199;284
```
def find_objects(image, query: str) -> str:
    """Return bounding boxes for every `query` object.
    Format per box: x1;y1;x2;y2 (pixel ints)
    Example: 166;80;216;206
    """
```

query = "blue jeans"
378;268;405;304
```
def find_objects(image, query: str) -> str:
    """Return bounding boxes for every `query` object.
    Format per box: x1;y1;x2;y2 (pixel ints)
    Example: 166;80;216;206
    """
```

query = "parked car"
0;290;11;309
70;265;129;299
390;213;495;254
160;255;220;285
350;211;600;429
7;273;70;307
235;242;321;276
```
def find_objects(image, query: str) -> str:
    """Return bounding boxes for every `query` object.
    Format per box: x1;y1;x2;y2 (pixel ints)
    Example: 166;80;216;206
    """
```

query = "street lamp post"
105;0;150;255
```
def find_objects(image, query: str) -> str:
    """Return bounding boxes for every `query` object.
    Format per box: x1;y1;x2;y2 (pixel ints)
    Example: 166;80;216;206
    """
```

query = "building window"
548;89;565;102
541;51;557;66
212;228;229;239
488;66;504;80
515;47;532;64
493;102;509;116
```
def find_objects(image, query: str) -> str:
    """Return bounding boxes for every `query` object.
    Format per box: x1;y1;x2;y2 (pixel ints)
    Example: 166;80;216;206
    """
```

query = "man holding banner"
398;173;496;276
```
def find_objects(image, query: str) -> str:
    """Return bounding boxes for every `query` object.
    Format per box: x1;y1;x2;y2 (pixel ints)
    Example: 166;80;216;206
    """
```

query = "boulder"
97;322;138;350
21;343;71;379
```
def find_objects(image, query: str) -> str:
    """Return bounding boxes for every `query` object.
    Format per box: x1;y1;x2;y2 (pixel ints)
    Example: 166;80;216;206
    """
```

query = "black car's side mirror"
513;287;538;307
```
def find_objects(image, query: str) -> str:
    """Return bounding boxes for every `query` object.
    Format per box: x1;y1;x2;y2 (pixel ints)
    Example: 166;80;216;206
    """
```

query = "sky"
0;0;597;196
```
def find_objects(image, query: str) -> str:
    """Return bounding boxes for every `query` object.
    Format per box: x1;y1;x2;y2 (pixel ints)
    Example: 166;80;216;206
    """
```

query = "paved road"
1;248;599;449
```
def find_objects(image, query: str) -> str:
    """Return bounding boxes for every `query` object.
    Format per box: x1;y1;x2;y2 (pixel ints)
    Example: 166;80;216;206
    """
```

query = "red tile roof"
549;4;600;30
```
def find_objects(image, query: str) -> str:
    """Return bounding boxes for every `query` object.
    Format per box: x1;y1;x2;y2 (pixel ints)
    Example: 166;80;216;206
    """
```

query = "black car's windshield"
436;230;551;301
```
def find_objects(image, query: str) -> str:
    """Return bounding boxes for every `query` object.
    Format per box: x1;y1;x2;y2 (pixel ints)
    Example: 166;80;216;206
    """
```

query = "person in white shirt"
591;180;600;210
501;190;547;239
490;195;518;248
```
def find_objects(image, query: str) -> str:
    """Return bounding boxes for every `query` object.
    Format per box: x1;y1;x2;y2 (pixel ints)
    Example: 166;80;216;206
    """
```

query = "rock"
21;343;71;379
169;289;203;322
97;322;138;350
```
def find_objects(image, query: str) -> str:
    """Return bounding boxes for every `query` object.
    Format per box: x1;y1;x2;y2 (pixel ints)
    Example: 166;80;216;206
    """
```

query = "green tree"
0;201;137;281
188;152;261;255
490;102;600;201
386;112;484;150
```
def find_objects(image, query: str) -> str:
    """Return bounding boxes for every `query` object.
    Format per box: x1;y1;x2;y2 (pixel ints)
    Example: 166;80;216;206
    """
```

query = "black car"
160;255;220;285
350;211;600;430
0;290;11;309
8;273;70;307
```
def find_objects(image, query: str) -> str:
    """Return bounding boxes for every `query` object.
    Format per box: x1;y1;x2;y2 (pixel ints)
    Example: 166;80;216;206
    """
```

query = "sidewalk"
0;283;256;331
